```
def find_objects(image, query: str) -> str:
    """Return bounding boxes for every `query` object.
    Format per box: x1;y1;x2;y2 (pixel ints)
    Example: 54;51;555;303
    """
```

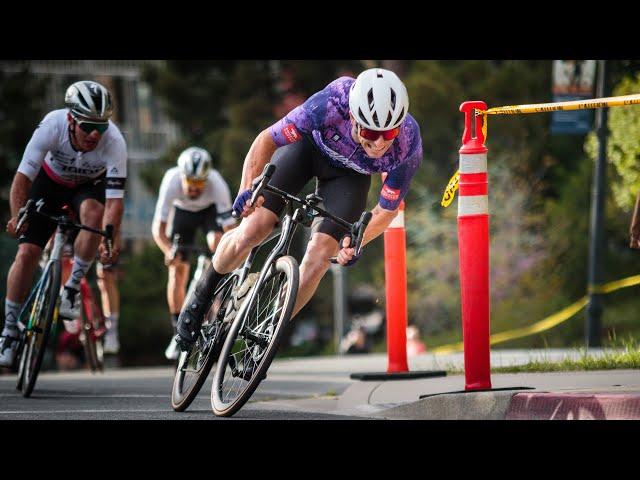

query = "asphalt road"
0;366;366;420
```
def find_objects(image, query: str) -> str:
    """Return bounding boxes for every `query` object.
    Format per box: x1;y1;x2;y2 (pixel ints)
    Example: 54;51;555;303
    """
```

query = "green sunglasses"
77;120;109;134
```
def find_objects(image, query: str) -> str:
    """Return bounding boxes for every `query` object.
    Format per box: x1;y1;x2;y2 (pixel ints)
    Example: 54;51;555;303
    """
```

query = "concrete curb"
364;391;640;420
506;392;640;420
372;390;516;420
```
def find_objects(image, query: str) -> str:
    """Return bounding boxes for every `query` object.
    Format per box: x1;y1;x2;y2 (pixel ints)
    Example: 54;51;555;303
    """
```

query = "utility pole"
585;59;608;348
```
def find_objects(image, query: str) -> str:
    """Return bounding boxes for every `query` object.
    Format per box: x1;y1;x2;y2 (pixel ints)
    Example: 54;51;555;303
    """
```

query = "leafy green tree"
585;73;640;211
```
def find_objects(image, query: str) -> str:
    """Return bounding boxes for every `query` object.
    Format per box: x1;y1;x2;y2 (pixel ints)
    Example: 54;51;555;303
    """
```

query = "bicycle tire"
211;255;299;417
171;274;237;412
81;286;104;373
20;260;60;398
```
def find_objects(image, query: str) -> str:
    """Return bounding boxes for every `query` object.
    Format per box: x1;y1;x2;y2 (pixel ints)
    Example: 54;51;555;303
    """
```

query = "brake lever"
232;164;276;220
329;211;372;265
15;199;35;233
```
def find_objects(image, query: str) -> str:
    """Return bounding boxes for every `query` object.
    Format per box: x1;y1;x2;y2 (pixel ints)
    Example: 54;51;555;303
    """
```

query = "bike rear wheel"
19;261;60;398
80;286;105;373
171;274;237;412
211;255;298;417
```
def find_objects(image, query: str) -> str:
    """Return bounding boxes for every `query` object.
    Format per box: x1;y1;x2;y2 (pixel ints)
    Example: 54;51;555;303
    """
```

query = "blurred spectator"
406;325;426;356
340;325;371;354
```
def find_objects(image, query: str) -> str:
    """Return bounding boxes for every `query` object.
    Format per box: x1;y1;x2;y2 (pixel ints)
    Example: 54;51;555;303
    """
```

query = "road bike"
13;199;112;397
171;164;370;415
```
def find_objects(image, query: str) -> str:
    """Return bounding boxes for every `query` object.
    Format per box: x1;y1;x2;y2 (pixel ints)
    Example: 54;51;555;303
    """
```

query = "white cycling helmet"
178;147;212;181
65;80;113;122
348;68;409;130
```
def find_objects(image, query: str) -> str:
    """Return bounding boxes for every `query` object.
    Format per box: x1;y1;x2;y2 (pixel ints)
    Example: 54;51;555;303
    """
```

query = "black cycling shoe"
175;293;212;351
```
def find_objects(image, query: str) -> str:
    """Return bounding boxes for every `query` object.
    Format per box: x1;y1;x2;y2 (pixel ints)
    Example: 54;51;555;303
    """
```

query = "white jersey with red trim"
17;109;127;199
153;166;234;226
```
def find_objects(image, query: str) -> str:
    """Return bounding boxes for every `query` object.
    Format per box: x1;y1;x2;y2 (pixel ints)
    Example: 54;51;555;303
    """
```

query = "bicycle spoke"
217;269;289;405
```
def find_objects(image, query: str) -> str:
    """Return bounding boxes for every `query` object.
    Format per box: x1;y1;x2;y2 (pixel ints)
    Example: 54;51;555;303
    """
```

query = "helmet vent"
372;111;380;128
78;94;90;109
367;88;375;110
390;88;396;110
358;107;369;126
93;93;103;114
385;112;393;128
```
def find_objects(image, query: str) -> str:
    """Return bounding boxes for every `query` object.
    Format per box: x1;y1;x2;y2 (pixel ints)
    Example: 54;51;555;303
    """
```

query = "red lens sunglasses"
357;123;400;141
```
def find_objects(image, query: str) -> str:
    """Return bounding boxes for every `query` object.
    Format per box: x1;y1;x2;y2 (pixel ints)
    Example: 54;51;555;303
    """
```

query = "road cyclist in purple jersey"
174;67;423;350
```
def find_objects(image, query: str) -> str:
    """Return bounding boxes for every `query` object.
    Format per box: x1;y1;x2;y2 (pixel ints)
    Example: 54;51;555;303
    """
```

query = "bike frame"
17;227;66;334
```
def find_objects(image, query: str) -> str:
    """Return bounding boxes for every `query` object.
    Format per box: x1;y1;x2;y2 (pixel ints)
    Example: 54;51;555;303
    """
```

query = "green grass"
496;337;640;373
443;337;640;374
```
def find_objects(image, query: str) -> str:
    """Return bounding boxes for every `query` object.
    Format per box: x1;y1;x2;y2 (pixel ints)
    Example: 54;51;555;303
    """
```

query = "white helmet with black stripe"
178;147;212;181
348;68;409;131
65;80;113;122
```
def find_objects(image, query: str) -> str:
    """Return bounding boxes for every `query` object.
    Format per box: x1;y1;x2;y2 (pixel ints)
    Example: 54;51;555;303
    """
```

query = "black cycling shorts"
19;169;106;249
261;136;371;242
168;204;221;261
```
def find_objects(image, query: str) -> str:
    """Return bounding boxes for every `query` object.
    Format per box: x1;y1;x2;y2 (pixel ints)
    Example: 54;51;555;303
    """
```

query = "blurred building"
0;60;179;244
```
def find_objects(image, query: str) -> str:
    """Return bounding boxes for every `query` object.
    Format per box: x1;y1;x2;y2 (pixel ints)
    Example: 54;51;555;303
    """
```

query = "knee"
233;223;270;253
80;201;104;228
15;244;42;270
302;235;337;275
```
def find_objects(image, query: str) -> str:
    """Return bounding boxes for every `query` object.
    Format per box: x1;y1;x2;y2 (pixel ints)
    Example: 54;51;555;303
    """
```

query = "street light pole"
585;59;608;348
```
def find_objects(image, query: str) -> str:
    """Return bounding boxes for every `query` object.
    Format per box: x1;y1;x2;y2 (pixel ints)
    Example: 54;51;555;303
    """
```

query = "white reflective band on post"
388;210;405;229
459;153;488;174
458;195;489;216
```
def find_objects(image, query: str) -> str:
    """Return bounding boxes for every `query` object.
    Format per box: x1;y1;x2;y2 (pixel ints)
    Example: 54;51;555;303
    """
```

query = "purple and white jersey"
269;76;422;210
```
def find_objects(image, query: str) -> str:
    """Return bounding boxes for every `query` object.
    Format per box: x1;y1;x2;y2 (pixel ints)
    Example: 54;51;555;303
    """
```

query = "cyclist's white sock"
65;256;93;291
107;313;119;332
3;299;22;335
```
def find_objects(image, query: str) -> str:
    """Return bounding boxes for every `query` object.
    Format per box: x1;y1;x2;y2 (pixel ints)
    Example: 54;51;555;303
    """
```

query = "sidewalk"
258;350;640;420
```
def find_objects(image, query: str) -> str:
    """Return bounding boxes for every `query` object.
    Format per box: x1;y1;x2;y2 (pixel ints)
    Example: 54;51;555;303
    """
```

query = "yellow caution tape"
481;111;488;141
430;273;640;354
481;93;640;116
441;169;460;207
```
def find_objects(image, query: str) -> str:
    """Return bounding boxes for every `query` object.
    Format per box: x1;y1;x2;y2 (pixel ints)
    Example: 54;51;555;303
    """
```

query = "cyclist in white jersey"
0;80;127;367
152;147;235;359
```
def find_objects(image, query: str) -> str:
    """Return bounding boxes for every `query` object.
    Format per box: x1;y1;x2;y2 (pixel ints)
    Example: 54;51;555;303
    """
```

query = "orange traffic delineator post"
458;101;492;391
351;175;446;381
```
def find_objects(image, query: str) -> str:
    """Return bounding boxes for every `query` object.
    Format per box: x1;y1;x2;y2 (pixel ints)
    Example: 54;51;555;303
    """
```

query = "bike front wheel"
171;274;238;412
19;261;60;398
211;255;299;417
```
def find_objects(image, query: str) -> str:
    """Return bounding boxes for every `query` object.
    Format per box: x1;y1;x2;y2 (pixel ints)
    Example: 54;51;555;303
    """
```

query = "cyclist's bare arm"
6;172;32;237
333;204;400;265
361;203;400;247
152;218;173;257
99;198;124;263
239;129;278;193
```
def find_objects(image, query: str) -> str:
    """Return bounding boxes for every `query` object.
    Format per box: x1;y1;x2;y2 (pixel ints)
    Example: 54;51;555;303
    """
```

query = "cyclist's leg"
167;207;197;321
168;262;190;317
6;169;66;315
293;165;371;317
199;204;223;253
96;261;121;353
61;182;106;319
1;171;63;365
